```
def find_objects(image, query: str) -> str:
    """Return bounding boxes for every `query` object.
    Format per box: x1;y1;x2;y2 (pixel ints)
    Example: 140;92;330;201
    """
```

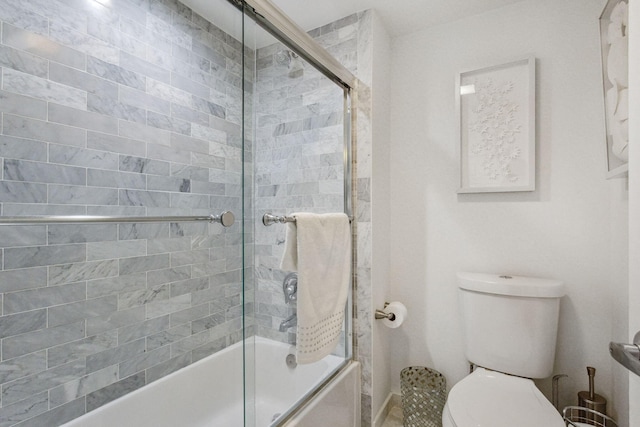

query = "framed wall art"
456;57;536;193
599;0;628;178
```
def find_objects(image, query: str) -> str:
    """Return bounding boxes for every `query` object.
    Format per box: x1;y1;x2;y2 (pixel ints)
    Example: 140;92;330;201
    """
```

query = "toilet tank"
457;272;564;379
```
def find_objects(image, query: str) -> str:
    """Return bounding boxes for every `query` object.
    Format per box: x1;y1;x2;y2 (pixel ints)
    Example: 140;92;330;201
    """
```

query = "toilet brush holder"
577;367;607;425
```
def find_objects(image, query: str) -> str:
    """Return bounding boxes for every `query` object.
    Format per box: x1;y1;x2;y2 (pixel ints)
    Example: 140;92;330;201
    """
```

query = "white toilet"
442;272;566;427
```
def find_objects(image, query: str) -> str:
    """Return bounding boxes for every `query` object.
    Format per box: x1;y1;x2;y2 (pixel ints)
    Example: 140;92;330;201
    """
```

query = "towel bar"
262;212;353;226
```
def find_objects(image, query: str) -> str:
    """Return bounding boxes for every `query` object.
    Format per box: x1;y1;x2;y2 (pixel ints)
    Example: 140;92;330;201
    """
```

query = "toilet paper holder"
375;302;396;321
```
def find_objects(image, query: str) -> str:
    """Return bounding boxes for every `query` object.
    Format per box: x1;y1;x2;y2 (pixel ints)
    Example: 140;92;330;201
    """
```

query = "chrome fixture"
609;330;640;377
279;313;297;332
374;302;395;321
283;273;298;304
285;353;297;369
0;211;235;227
262;212;353;226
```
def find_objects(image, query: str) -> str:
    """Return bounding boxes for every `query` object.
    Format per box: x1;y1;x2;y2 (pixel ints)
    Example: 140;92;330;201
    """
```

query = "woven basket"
400;366;447;427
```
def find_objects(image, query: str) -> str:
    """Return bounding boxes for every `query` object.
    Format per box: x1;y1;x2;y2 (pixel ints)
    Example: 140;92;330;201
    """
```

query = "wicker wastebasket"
400;366;447;427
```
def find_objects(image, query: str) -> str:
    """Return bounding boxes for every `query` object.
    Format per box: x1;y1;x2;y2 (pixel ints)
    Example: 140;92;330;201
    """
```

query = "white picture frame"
456;57;536;193
599;0;629;179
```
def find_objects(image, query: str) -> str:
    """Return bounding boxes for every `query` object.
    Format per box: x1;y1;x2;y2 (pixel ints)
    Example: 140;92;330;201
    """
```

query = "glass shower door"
242;11;353;426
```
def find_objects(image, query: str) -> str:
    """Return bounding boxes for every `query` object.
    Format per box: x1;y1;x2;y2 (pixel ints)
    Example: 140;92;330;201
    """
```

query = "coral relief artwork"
468;77;523;183
457;57;535;193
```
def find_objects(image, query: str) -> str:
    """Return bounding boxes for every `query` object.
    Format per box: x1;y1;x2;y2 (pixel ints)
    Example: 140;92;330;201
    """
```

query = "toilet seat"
445;368;565;427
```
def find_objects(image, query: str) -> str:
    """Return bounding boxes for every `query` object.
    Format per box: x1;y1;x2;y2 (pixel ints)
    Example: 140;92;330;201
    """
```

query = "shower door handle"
610;331;640;377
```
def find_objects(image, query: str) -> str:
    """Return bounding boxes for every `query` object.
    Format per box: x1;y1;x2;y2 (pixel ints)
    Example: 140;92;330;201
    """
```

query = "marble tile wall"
0;0;251;425
253;22;355;345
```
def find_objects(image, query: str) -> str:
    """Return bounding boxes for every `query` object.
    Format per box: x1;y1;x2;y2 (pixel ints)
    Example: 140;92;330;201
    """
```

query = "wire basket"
401;366;447;427
562;406;618;427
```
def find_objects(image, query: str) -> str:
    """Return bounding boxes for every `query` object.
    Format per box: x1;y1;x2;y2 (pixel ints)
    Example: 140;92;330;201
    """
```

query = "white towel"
280;212;351;364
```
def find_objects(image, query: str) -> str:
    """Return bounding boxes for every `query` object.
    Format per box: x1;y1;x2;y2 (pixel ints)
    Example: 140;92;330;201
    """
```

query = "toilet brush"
577;366;607;424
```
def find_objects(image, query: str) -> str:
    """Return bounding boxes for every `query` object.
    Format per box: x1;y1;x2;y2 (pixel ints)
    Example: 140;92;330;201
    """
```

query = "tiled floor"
381;406;403;427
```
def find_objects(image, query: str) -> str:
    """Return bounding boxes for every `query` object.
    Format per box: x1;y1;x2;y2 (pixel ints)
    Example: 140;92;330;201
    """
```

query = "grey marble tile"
2;321;85;361
0;225;46;248
49;365;118;408
0;391;49;427
4;244;86;270
0;136;47;163
169;193;208;210
119;86;171;116
0;352;46;384
169;249;209;268
87;240;147;262
49;21;118;64
117;284;170;311
146;175;189;193
4;159;86;186
118;345;170;378
2;68;87;110
48;296;118;328
47;331;118;368
0;309;46;340
87;16;145;59
118;315;170;344
145;294;191;319
50;61;119;101
86;272;147;299
0;0;48;36
87;93;147;124
0;267;47;294
87;131;146;157
2;23;85;70
49;144;120;170
170;330;208;357
119;254;170;275
86;307;145;337
86;372;145;412
147;143;191;164
48;224;117;246
146;236;191;255
3;282;86;316
13;398;85;427
120;50;170;83
3;115;85;149
87;169;147;190
147;111;191;135
85;338;145;373
118;223;171;240
119;155;171;176
0;90;46;125
147;265;191;287
119;189;171;208
48;184;119;206
49;103;118;135
170;277;208;297
119;119;172;146
145;352;190;383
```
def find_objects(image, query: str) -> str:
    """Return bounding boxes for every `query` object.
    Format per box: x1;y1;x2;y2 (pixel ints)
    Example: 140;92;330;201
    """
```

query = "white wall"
628;0;640;424
370;11;393;422
388;0;629;416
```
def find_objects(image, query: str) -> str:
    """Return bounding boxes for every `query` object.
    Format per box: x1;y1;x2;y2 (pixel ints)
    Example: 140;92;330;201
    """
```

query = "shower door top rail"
0;211;236;227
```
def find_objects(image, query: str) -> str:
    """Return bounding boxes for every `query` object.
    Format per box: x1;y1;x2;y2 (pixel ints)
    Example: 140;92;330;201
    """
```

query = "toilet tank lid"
457;272;564;298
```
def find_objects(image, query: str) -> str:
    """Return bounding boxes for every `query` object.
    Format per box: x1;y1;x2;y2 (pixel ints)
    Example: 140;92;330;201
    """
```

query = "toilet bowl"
442;272;566;427
442;368;564;427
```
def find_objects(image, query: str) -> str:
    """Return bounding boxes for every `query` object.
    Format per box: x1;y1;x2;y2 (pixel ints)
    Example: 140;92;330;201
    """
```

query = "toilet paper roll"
382;302;407;328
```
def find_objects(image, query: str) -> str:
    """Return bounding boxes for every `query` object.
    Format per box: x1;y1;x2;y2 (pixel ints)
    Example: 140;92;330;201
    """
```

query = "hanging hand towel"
280;212;351;364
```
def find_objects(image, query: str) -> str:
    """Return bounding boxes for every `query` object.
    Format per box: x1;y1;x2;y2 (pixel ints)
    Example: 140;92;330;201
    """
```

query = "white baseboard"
373;393;401;427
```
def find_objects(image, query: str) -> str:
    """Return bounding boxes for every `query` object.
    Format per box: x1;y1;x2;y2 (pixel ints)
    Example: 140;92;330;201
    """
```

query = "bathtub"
62;337;359;427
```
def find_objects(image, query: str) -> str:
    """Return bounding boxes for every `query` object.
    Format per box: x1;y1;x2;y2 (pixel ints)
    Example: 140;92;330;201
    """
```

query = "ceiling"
269;0;525;38
181;0;525;42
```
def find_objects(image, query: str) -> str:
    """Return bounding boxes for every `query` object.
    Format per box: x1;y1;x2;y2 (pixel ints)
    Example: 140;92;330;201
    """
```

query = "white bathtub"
62;337;359;427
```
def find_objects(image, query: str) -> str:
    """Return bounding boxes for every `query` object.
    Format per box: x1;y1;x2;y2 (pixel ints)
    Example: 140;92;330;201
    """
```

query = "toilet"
442;272;566;427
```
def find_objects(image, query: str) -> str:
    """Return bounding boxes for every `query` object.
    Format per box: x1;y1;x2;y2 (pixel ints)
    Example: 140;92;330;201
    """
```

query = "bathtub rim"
274;358;358;426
